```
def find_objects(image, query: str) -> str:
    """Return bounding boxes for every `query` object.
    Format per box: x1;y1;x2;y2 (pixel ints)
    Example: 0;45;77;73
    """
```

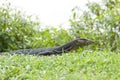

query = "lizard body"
0;38;94;56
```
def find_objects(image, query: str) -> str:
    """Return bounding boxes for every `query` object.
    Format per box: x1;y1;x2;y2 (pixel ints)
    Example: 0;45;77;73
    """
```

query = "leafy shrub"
1;0;119;52
30;27;72;48
0;1;40;52
0;1;72;52
69;0;120;51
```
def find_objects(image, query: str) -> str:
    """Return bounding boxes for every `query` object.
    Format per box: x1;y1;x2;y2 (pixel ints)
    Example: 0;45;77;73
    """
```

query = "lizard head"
75;38;94;47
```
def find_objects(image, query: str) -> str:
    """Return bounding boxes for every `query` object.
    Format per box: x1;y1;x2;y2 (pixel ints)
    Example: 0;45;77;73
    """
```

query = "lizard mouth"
86;40;94;44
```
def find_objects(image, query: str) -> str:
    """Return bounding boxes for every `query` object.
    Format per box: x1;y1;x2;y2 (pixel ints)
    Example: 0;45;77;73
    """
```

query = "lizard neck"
53;40;77;53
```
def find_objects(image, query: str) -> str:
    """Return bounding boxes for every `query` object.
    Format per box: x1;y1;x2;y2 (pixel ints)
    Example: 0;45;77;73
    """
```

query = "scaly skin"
0;38;94;56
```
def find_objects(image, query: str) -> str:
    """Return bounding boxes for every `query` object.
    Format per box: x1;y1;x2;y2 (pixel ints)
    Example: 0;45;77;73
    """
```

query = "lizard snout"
86;40;94;44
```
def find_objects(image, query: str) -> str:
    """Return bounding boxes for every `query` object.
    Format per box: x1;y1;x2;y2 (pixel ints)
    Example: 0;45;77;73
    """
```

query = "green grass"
0;50;120;80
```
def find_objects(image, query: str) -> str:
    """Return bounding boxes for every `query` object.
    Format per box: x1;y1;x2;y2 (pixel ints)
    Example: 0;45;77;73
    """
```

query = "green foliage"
0;50;120;80
1;0;120;53
0;1;72;52
69;0;120;51
0;1;40;51
30;27;72;48
0;1;120;79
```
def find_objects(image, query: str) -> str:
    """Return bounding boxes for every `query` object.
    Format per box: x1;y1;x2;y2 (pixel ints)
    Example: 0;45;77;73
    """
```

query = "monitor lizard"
0;38;94;56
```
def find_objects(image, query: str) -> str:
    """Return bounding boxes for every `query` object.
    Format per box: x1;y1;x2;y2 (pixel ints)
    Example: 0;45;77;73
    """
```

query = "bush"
0;1;40;52
0;1;72;52
30;27;72;48
69;0;120;51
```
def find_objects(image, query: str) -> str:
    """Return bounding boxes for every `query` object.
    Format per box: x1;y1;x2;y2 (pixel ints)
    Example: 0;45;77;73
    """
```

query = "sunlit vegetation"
0;0;120;79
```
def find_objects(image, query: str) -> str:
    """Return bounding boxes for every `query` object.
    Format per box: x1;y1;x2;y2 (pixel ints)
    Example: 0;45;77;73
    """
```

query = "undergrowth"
0;50;120;80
